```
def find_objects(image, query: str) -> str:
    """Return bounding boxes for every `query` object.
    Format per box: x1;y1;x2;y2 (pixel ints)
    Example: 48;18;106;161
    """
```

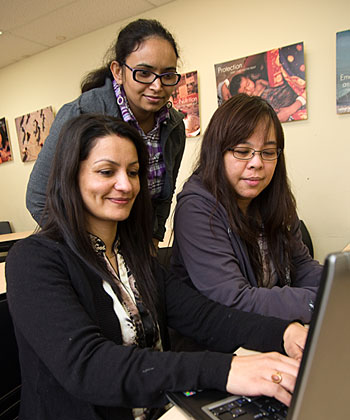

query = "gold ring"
271;371;282;384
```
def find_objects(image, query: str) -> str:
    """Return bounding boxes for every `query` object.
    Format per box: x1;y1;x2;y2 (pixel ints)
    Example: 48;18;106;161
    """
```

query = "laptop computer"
167;251;350;420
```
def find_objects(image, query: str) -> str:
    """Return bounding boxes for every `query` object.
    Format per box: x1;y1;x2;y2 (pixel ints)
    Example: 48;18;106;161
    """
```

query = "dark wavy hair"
229;74;246;96
81;19;179;93
41;114;158;319
196;94;297;286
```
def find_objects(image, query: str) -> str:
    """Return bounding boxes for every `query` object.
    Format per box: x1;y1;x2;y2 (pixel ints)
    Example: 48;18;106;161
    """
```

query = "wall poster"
215;42;307;123
15;106;55;162
0;117;12;164
336;29;350;114
171;70;200;137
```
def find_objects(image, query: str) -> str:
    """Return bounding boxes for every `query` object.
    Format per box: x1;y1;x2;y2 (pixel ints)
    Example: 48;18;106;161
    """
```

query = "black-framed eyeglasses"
228;146;282;161
123;63;181;86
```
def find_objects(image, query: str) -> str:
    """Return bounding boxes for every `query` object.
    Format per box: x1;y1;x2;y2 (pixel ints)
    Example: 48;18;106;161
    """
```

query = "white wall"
0;0;349;262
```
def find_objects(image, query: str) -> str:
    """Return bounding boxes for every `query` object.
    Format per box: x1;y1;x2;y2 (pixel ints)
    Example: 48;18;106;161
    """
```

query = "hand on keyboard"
226;352;300;407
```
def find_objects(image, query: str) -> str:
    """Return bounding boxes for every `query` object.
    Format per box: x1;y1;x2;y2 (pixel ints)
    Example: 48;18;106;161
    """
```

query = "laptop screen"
166;252;350;420
287;251;350;419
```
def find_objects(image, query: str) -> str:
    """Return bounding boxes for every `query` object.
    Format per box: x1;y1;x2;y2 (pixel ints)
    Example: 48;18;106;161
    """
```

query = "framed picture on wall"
14;106;55;162
171;70;200;137
214;42;307;123
0;117;13;164
336;29;350;114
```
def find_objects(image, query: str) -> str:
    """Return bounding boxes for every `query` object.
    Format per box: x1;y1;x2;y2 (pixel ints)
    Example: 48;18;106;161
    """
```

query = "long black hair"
81;19;179;93
41;114;158;319
196;94;297;286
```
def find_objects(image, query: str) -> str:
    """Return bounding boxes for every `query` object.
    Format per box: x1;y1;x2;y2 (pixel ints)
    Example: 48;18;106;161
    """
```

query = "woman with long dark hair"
7;114;307;420
26;18;186;248
171;94;322;323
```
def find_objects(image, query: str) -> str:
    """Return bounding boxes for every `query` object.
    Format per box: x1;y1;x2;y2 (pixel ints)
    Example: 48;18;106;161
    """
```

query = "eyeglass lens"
232;147;279;160
124;64;180;86
134;69;180;85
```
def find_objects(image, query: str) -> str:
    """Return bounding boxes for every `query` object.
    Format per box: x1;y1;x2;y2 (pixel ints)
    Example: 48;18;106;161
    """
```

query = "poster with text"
215;42;307;122
0;117;13;164
171;70;200;137
15;106;55;162
336;30;350;114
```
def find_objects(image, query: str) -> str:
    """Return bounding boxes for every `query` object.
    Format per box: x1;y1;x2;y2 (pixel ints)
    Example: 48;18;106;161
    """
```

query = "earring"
117;96;124;106
166;101;172;109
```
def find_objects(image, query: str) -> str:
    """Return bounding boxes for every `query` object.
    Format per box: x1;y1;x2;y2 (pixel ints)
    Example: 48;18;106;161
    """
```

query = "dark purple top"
171;174;322;323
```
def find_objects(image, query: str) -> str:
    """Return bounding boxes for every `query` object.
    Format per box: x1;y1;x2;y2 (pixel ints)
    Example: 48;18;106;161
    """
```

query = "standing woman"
26;19;185;247
171;94;322;324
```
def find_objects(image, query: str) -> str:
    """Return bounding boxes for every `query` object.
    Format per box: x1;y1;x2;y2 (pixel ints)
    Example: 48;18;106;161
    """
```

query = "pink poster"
215;42;307;123
171;71;200;137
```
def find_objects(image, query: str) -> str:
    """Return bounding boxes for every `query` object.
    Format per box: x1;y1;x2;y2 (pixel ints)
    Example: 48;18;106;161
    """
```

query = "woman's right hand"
226;352;300;406
283;322;308;361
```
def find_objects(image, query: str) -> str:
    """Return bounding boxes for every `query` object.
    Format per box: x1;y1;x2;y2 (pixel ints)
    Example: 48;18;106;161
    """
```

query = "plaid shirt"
113;80;168;198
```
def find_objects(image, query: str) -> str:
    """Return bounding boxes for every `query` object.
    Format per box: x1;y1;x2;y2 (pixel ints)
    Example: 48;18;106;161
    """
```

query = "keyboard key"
211;406;229;416
231;407;246;418
235;397;251;407
218;412;234;420
272;414;286;420
226;402;238;410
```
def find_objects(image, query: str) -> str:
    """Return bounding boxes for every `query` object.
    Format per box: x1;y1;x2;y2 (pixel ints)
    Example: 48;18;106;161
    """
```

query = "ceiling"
0;0;174;70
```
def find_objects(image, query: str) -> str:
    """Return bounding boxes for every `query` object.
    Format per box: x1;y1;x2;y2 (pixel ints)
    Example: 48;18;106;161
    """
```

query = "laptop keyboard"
207;396;288;420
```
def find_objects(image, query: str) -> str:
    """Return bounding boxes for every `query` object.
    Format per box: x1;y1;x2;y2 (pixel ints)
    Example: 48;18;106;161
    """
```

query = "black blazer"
6;235;289;420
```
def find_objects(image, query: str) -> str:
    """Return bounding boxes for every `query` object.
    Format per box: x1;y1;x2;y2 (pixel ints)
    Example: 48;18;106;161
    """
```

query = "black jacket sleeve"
163;266;289;354
5;237;231;408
